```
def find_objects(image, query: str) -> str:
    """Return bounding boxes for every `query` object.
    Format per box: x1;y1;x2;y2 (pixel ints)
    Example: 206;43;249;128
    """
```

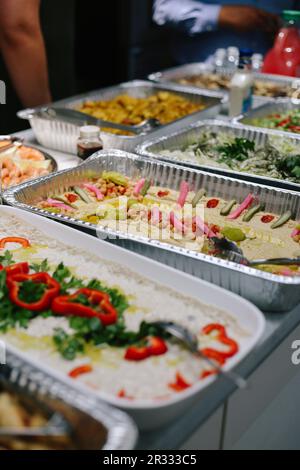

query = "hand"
219;5;280;35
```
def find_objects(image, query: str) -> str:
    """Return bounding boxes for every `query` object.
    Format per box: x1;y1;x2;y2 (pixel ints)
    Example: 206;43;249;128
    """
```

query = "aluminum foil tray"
149;63;300;103
17;80;223;154
4;150;300;312
137;119;300;191
0;347;137;450
235;99;300;136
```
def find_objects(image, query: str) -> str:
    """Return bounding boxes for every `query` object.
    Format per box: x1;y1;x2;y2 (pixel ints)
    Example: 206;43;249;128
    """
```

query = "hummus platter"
0;208;264;420
34;170;300;278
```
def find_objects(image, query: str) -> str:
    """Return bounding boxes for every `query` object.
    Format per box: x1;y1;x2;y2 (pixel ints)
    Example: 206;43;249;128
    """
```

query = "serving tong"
150;321;247;390
210;237;300;268
0;410;70;441
34;107;161;135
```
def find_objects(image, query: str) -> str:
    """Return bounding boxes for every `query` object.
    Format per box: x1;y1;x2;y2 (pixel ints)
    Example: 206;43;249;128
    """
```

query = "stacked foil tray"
149;63;300;103
17;80;223;154
235;99;300;136
4;150;300;312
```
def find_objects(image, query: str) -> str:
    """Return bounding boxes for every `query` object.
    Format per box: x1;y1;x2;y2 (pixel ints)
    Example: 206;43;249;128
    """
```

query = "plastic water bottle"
229;50;254;117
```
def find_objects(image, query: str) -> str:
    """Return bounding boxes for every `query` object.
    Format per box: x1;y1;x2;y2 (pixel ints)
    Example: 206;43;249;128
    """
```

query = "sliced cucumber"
220;200;236;217
192;189;206;207
243;204;264;222
73;186;93;203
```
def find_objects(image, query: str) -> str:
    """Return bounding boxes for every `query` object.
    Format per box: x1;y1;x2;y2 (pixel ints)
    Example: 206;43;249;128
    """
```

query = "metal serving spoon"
150;321;247;390
39;107;161;135
210;237;300;267
0;412;70;439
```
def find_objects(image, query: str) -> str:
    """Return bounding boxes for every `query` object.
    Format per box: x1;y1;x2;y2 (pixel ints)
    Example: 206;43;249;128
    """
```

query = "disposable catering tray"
17;80;223;154
4;151;300;312
0;207;265;430
136;119;300;192
0;347;137;450
234;99;300;137
149;63;300;103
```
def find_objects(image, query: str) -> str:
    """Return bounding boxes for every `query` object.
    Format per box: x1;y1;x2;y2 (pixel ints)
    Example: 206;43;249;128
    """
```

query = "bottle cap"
239;48;253;58
79;125;100;139
282;10;300;23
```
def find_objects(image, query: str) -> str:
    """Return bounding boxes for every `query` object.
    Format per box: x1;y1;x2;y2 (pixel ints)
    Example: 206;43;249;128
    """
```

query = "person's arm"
153;0;221;36
153;0;279;36
0;0;51;107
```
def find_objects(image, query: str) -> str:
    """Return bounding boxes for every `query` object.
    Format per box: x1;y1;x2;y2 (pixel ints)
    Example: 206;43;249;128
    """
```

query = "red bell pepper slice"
0;237;31;249
168;372;191;392
52;288;117;326
201;323;239;360
7;272;60;312
0;262;29;277
69;364;93;379
124;336;168;362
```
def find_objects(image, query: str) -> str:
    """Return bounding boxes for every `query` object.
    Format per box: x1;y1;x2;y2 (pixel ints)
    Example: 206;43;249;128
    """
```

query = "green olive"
221;227;246;242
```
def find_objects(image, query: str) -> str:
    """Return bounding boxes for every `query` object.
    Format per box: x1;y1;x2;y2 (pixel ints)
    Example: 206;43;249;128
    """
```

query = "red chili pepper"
261;214;275;224
66;193;78;203
7;272;60;312
289;126;300;133
168;372;191;392
69;364;93;379
201;323;239;360
52;288;117;326
206;199;219;209
157;191;169;198
0;237;31;249
0;262;29;277
125;336;168;361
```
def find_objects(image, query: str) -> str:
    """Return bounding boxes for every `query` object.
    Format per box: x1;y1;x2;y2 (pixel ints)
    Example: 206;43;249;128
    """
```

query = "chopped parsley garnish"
217;138;255;165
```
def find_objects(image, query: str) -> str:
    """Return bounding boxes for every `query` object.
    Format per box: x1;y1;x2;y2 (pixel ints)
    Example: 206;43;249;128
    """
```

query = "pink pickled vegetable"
133;178;146;196
280;269;299;277
46;199;73;211
170;211;187;234
227;194;254;220
291;228;300;238
151;206;161;225
82;183;104;200
177;181;190;208
193;216;215;238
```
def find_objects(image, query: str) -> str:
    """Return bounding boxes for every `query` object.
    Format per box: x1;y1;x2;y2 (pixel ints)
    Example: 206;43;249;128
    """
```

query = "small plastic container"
77;126;103;160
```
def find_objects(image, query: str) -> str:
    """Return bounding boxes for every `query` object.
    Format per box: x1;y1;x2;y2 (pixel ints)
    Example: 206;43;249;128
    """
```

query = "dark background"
0;0;174;134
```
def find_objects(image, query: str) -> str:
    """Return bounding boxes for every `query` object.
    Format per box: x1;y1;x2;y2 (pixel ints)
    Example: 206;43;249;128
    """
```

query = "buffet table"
9;128;300;450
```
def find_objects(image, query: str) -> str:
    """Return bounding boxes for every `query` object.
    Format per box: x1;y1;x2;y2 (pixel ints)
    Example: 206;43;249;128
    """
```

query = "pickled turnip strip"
170;211;187;234
227;194;254;220
193;216;215;238
82;183;104;201
46;199;73;211
133;178;146;196
177;181;190;208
